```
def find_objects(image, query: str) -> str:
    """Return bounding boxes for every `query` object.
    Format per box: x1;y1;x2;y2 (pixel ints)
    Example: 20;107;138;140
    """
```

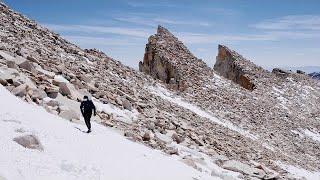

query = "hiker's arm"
92;102;97;116
80;102;84;115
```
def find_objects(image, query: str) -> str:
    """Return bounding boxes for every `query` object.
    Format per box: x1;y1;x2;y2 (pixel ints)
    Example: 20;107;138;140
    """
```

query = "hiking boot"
87;129;91;133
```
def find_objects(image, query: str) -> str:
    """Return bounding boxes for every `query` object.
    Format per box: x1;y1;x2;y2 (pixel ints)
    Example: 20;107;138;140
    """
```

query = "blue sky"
3;0;320;69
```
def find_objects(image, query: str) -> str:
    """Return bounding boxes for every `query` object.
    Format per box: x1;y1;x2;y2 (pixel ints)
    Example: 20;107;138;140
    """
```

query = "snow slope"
0;85;224;180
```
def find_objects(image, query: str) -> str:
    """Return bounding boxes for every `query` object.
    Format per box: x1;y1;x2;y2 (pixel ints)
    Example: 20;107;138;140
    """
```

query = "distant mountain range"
266;66;320;80
309;72;320;80
284;67;320;80
281;66;320;74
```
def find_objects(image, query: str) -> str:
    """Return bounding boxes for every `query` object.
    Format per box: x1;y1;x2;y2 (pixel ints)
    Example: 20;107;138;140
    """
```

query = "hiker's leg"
87;116;91;130
84;115;91;130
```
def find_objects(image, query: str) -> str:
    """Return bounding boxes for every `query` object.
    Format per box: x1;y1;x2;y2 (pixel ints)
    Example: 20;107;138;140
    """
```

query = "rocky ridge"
139;26;213;90
1;2;320;180
215;45;264;90
140;26;320;178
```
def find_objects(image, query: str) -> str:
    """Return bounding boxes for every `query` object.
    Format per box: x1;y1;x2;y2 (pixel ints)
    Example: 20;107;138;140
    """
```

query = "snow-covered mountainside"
0;85;240;180
1;2;320;180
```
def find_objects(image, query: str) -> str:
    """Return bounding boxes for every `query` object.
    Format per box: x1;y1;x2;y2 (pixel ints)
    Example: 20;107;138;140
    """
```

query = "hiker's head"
83;96;89;101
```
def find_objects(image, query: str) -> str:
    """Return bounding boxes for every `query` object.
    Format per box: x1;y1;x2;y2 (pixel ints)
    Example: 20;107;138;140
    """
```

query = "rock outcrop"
214;45;257;90
139;26;212;90
13;135;43;151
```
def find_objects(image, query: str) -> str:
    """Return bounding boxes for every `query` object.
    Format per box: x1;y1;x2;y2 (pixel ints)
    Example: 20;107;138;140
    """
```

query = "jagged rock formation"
140;24;320;178
214;45;270;90
1;2;320;179
139;26;212;90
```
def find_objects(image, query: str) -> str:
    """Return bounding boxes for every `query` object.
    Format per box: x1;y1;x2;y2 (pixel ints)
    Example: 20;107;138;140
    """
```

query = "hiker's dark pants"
83;112;92;130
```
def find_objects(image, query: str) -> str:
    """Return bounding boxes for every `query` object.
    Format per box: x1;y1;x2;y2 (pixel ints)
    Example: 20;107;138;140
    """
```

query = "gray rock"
18;60;35;72
222;160;265;178
52;79;62;86
172;133;183;144
59;82;72;96
46;99;60;107
45;87;59;99
0;78;7;86
59;109;79;121
0;50;15;61
6;60;17;69
79;74;91;83
115;97;122;106
30;88;47;100
11;84;28;97
26;56;39;63
147;122;156;130
166;147;179;155
6;85;15;92
142;132;151;141
13;134;43;151
0;67;19;82
122;99;132;111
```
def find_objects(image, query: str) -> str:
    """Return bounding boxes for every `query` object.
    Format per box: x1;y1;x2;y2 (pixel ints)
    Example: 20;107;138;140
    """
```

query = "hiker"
80;96;96;133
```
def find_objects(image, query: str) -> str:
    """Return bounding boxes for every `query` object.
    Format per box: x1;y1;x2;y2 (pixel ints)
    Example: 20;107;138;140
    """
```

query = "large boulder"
79;74;92;83
18;60;36;73
13;135;43;151
6;60;17;69
142;132;151;141
222;160;265;178
53;76;81;99
0;67;19;83
0;78;7;86
35;64;55;78
11;84;28;97
122;99;132;111
0;50;15;61
45;86;59;98
59;82;72;96
30;88;47;100
45;99;60;107
59;109;79;121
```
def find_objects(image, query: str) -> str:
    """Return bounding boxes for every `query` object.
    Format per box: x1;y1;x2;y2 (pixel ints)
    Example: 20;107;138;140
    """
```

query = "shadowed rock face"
139;38;178;84
214;45;255;90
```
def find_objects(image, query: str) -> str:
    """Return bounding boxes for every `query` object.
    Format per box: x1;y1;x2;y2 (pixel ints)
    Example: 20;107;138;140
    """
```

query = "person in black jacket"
80;96;96;133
